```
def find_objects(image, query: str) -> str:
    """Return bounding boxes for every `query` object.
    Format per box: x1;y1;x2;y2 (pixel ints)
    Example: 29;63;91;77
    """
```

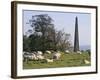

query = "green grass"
23;52;91;69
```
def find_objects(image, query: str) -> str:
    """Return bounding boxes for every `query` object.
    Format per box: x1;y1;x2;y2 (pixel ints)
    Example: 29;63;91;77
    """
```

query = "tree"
54;30;72;51
28;14;55;52
23;35;30;52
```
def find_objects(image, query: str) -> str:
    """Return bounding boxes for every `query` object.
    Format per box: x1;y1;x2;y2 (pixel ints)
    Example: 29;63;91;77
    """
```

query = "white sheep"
53;51;61;60
23;52;39;61
65;50;70;53
77;51;82;54
32;53;38;60
84;59;90;64
23;52;30;61
46;59;53;62
37;55;44;60
45;50;51;54
37;51;43;55
23;52;31;63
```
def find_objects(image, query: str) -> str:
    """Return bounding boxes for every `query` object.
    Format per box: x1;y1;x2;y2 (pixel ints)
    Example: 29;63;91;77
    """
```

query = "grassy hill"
23;52;90;69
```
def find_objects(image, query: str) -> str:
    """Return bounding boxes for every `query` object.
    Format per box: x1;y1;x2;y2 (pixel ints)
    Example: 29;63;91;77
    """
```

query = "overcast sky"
23;10;91;46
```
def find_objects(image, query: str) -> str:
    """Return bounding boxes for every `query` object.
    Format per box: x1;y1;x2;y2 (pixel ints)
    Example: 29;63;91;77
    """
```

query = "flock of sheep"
23;51;61;63
23;50;90;64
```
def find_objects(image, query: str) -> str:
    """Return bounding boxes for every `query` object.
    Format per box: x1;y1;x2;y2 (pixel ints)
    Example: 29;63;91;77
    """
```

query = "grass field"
23;52;91;69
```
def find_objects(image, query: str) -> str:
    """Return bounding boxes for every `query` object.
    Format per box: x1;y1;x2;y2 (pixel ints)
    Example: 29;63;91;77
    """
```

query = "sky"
23;10;91;46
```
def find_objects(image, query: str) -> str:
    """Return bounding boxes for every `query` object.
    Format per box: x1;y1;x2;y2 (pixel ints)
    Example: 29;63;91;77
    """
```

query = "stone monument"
74;17;79;52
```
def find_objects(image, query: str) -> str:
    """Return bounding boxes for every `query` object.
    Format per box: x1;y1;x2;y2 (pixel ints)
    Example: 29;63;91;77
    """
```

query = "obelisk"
74;17;79;52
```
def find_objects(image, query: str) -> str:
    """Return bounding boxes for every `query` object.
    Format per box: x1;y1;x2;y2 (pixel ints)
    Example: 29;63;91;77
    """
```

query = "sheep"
31;53;38;60
46;59;53;62
23;52;30;61
37;51;43;55
45;50;51;54
37;55;44;60
23;52;32;63
52;51;61;60
65;50;70;54
84;59;90;64
23;52;38;61
77;51;82;54
34;51;44;60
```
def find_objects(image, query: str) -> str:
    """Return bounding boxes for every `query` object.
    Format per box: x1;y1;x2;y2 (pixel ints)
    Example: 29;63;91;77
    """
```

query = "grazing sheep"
77;51;82;54
46;59;53;62
37;55;44;60
23;52;29;61
23;52;39;61
32;53;38;60
34;51;45;60
45;51;51;54
65;50;70;53
53;51;61;60
37;51;43;55
84;59;90;64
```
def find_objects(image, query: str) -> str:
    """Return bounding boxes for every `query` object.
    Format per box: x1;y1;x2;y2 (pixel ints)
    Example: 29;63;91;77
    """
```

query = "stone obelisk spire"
74;16;79;52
